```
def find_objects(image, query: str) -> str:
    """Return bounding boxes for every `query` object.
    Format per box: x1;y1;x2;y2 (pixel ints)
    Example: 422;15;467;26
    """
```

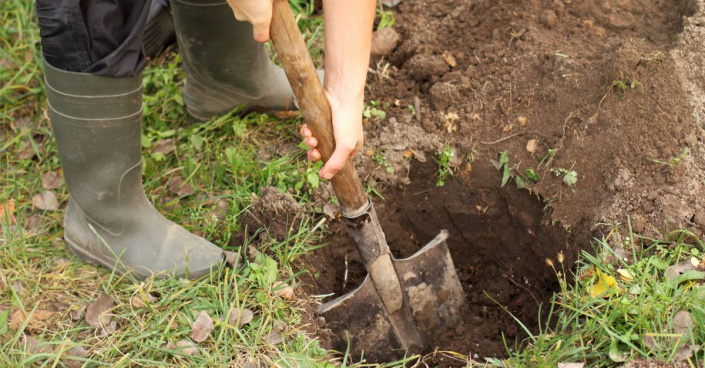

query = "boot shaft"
44;59;146;234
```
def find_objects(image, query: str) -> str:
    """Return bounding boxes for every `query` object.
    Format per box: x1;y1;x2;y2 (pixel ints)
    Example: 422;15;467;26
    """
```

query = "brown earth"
296;0;705;365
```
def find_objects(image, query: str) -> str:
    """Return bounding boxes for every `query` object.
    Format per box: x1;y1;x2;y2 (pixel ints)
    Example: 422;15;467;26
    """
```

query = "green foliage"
500;226;705;367
436;145;454;187
648;147;690;168
363;100;387;121
373;152;394;174
612;73;639;99
497;150;512;187
552;163;579;187
376;9;396;31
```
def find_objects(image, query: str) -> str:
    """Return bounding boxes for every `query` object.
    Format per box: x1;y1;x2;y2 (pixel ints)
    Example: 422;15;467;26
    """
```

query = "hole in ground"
308;161;582;364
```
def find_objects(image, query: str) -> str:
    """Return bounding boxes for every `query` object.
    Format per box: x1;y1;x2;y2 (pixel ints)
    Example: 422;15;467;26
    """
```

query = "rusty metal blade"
317;230;465;362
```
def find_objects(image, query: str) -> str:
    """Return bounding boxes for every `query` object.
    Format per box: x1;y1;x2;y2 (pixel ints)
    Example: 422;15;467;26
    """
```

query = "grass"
2;0;704;367
494;223;705;367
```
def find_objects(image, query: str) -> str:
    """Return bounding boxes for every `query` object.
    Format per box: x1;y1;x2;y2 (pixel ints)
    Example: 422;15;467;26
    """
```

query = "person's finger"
304;137;318;149
252;19;271;43
300;124;312;138
320;143;354;179
308;149;321;161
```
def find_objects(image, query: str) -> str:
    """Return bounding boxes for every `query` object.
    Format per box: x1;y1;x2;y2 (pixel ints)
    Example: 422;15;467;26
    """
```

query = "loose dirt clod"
371;28;401;57
242;186;303;241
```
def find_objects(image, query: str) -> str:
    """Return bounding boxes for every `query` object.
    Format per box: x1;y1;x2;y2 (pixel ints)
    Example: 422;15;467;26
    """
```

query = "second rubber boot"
44;59;223;280
170;0;296;121
144;0;177;58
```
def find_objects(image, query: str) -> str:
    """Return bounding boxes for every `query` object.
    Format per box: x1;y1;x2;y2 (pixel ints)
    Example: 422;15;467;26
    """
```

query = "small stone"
540;10;558;28
526;139;538;153
371;28;401;57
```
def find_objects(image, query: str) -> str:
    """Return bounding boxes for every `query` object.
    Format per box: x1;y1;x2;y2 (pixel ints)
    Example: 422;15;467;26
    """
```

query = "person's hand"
225;0;273;43
301;90;364;180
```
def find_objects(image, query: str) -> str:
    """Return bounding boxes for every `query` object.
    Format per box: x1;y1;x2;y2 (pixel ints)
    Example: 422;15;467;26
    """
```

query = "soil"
294;0;705;364
306;162;578;363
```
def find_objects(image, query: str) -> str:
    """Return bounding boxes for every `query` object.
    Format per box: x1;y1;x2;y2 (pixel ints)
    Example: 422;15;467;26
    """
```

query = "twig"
480;132;523;145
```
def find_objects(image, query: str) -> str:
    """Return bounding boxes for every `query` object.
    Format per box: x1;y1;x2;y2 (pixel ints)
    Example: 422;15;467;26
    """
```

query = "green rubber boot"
170;0;297;121
144;0;176;58
44;59;223;280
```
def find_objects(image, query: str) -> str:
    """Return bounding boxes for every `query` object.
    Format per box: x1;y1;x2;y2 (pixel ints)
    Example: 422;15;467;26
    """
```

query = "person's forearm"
322;0;376;108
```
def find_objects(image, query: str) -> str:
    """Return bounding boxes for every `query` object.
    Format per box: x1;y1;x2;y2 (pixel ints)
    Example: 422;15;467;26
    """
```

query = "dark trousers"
36;0;152;77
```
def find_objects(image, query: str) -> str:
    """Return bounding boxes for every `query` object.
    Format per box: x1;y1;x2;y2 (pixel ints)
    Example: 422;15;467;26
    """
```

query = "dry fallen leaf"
69;305;86;321
21;335;54;355
674;344;694;361
151;138;175;155
167;176;195;197
224;251;242;269
323;203;340;219
0;200;17;226
665;262;697;282
41;171;62;190
229;307;254;328
10;309;54;330
557;364;585;368
264;329;283;345
32;191;59;211
643;335;659;351
526;139;538;153
11;280;25;295
273;281;295;300
85;293;115;330
130;292;157;309
63;344;89;368
190;310;214;343
517;116;527;126
673;311;694;336
175;340;200;356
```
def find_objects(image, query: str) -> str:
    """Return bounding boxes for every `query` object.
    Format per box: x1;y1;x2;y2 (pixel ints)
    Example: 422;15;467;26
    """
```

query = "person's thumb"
319;144;354;180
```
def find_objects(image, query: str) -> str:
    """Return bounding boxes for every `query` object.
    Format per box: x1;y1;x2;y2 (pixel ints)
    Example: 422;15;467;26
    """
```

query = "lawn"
1;0;703;367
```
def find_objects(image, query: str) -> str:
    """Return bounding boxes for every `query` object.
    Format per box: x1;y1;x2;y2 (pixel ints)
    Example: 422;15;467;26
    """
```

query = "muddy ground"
249;0;705;364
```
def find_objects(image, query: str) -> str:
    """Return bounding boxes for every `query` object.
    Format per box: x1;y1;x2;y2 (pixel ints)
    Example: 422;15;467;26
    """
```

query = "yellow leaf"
691;257;700;268
617;268;633;281
588;269;618;298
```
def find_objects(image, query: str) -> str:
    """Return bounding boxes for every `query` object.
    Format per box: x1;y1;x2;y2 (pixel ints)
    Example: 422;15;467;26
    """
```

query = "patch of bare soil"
305;0;705;363
307;163;578;363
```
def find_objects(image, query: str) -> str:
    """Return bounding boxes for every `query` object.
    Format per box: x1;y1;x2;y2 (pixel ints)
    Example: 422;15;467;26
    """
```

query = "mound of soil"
305;0;705;364
359;0;705;240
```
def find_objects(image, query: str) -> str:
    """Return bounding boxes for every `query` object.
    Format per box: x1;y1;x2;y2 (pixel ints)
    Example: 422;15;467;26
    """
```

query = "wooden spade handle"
270;0;368;215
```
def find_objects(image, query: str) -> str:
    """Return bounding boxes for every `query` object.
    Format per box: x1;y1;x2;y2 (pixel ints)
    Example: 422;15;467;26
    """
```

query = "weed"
375;9;396;31
407;104;417;117
552;162;578;186
612;73;639;99
372;152;394;174
363;100;387;121
436;145;454;187
648;147;690;168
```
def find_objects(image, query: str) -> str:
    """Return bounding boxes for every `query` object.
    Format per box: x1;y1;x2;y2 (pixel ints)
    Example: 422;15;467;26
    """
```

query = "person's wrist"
324;86;364;116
